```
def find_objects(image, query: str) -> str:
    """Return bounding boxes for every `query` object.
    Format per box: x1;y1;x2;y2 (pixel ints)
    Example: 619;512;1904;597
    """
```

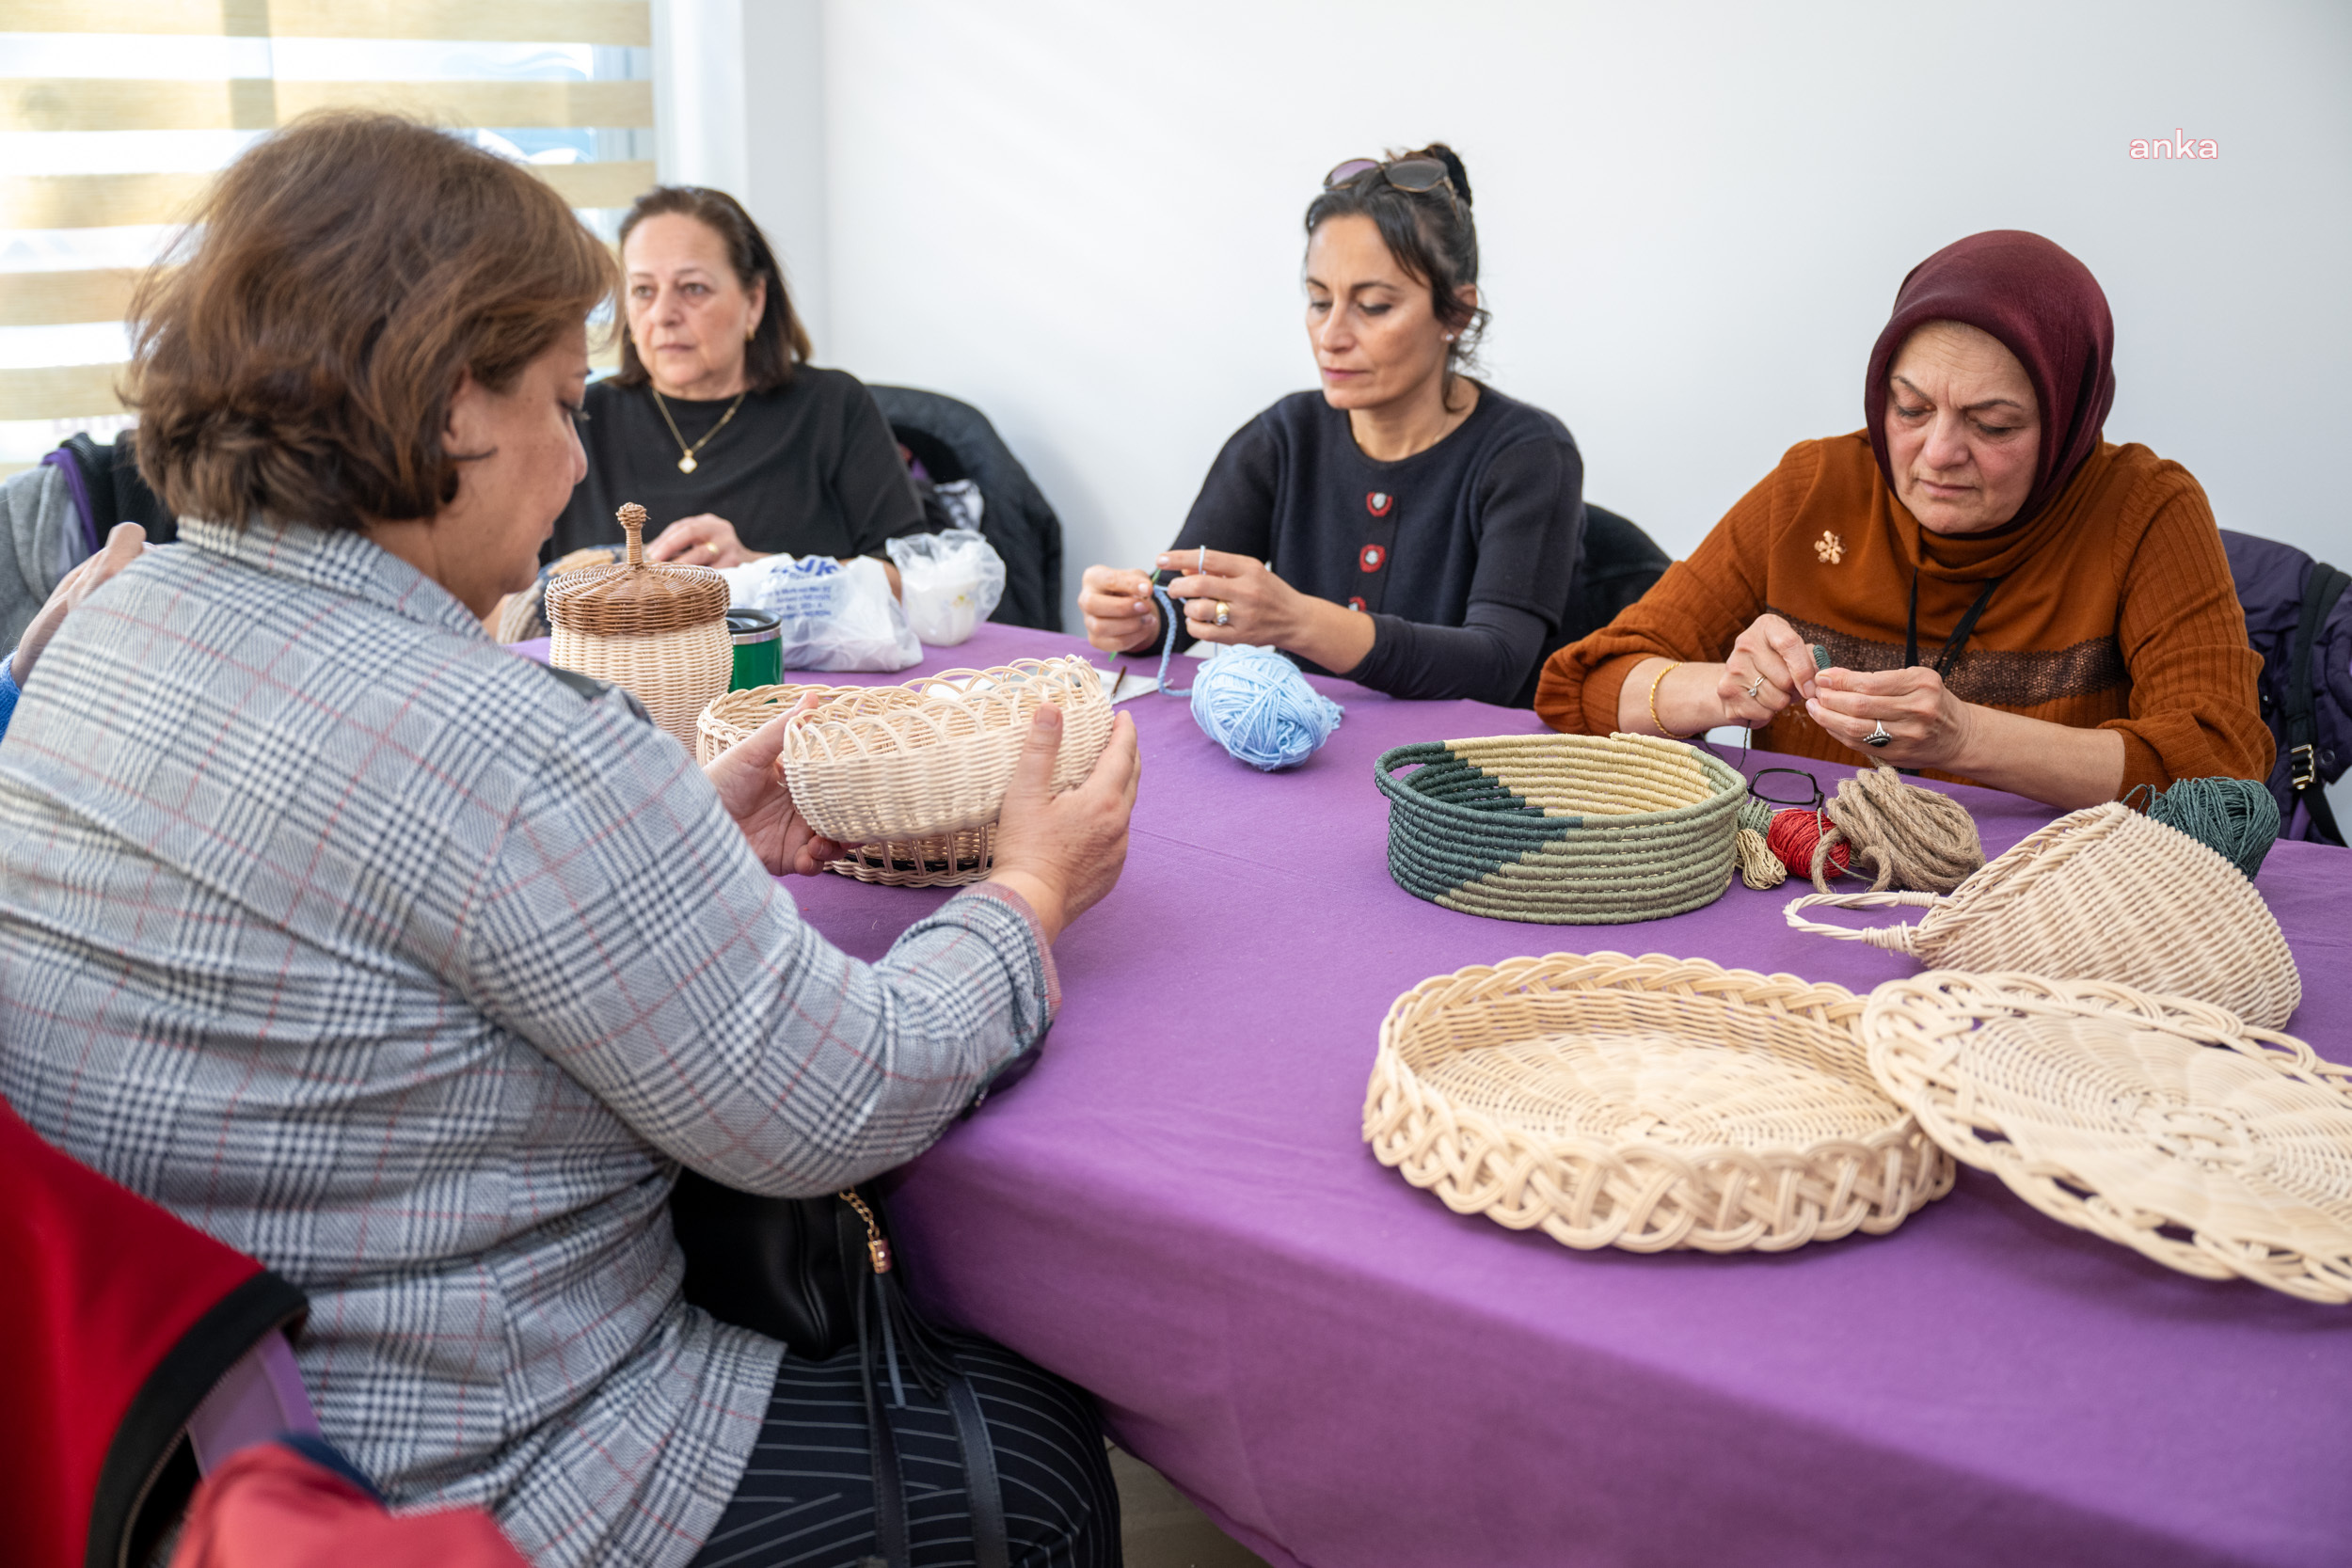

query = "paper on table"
1098;666;1160;704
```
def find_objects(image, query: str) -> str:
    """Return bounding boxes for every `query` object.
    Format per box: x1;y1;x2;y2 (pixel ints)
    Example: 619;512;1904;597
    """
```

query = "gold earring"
745;326;755;341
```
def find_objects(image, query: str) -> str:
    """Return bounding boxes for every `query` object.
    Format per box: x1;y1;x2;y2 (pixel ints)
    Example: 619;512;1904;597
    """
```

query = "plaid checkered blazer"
0;518;1058;1567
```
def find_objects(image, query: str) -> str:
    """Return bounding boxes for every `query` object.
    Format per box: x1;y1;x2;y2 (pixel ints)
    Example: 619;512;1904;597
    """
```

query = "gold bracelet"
1646;660;1700;740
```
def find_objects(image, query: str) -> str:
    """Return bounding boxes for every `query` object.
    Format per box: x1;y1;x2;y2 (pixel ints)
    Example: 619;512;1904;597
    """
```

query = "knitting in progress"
1152;583;1343;770
2143;775;2280;879
1804;764;1985;893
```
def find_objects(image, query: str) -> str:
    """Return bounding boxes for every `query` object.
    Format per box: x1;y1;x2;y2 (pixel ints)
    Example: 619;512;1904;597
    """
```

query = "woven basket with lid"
1363;951;1954;1253
1784;801;2301;1029
548;502;731;750
699;682;999;888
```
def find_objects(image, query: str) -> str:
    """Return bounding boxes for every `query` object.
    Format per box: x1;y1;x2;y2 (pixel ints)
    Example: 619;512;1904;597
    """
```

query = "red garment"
0;1095;266;1568
168;1444;529;1568
1862;230;2117;529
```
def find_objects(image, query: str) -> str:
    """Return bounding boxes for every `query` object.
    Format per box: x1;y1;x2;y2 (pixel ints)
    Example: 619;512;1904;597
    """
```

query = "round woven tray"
700;683;998;887
779;656;1113;846
1375;734;1744;924
1785;801;2301;1028
1364;952;1954;1253
1864;972;2352;1304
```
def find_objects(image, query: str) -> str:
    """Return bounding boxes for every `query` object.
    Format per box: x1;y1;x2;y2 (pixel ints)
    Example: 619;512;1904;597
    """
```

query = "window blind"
0;0;654;473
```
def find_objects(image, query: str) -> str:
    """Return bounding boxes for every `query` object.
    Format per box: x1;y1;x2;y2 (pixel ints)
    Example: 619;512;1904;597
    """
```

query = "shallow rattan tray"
1364;952;1955;1253
1375;734;1744;924
1864;972;2352;1304
779;657;1113;846
1785;801;2301;1028
700;682;997;888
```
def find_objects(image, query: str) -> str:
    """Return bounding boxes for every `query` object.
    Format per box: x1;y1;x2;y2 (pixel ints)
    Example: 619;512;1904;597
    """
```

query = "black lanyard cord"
1905;567;2005;677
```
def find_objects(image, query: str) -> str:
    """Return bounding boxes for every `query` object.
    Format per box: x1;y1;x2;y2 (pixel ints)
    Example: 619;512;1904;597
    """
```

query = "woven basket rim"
1375;733;1746;834
1366;950;1954;1253
1862;970;2352;1303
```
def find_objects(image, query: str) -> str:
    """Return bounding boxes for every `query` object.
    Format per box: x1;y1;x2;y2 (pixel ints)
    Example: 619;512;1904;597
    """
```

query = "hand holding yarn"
1078;564;1163;656
1156;547;1302;647
1806;663;1973;768
1146;584;1343;770
1719;612;1823;727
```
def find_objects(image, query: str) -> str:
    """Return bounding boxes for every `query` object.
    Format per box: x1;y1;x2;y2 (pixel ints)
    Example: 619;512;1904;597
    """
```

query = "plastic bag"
718;553;921;673
886;528;1006;646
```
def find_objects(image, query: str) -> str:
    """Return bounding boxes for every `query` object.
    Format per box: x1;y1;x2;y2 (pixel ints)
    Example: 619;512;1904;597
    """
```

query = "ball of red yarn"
1767;808;1849;878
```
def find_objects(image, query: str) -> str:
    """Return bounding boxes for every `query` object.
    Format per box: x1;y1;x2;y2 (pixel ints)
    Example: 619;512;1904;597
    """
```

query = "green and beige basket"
1375;733;1745;924
1364;952;1955;1253
771;657;1113;887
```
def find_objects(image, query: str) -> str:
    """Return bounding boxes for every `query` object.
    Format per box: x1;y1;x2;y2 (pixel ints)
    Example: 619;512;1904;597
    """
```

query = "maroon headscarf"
1864;230;2116;531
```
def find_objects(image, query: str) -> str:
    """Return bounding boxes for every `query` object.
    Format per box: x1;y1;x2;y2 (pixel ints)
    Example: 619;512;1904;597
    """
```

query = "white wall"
758;0;2351;638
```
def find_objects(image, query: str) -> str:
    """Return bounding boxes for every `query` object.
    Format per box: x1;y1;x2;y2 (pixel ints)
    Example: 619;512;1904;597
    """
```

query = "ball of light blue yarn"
1188;645;1343;771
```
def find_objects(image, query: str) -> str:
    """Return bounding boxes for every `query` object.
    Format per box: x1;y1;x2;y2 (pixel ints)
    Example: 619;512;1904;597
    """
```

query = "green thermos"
726;607;782;689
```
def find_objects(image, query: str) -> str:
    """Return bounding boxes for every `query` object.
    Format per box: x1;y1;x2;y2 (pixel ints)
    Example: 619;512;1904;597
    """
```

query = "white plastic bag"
886;528;1006;646
719;553;921;673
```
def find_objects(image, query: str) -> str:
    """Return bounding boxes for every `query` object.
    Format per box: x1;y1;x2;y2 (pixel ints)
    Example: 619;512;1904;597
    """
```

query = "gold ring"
1214;601;1232;626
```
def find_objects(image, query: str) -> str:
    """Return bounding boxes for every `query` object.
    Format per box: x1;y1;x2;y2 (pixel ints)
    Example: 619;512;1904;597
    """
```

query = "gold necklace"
649;385;748;474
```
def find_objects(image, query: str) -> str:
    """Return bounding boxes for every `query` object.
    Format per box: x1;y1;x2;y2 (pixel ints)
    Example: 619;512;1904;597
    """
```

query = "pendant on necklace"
677;453;697;474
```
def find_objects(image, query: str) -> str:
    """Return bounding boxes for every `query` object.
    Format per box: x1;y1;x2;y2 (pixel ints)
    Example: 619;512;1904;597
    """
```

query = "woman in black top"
550;185;925;567
1078;145;1585;706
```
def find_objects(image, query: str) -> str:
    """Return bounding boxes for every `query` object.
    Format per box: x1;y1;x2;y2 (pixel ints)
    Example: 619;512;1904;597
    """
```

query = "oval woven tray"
701;682;998;888
1864;972;2352;1304
1375;733;1744;924
1785;801;2301;1028
780;657;1113;845
1364;952;1955;1253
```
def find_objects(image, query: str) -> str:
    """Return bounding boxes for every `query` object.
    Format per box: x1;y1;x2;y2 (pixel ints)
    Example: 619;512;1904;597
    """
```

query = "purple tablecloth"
533;625;2352;1566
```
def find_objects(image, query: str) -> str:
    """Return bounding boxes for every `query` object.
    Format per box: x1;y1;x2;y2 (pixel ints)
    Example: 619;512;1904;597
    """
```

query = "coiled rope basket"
700;682;1002;886
777;657;1112;884
1785;801;2302;1029
1363;952;1955;1253
1864;972;2352;1304
1375;733;1745;924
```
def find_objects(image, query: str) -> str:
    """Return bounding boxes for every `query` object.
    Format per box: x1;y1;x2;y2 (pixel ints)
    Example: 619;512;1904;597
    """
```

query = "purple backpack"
2221;531;2351;846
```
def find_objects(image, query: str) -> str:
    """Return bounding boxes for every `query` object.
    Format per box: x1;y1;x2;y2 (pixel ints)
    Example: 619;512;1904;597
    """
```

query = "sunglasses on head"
1324;156;1456;199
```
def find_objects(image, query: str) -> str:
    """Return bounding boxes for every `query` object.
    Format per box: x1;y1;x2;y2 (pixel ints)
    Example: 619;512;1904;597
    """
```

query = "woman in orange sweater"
1535;230;2270;810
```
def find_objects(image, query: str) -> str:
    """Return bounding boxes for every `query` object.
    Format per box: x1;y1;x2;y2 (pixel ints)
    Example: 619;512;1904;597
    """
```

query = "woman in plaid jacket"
0;114;1133;1568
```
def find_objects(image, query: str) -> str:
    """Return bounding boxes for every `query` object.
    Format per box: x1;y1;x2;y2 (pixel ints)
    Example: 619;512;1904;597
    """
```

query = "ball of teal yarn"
2152;775;2280;879
1188;645;1343;771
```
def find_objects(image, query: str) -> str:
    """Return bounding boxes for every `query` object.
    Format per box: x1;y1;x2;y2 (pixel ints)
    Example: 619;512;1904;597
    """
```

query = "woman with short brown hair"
0;113;1129;1568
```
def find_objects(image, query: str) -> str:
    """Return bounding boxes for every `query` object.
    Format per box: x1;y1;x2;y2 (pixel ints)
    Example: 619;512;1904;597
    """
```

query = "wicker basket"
700;682;999;887
548;504;731;752
779;657;1113;846
1785;801;2301;1029
1364;952;1955;1253
1864;972;2352;1304
1375;734;1744;924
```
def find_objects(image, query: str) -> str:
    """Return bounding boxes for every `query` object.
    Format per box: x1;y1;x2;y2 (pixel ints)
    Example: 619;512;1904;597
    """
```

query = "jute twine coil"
1786;801;2302;1028
701;683;999;887
1734;797;1785;891
1375;733;1744;925
781;656;1112;846
1864;972;2352;1304
548;503;732;750
1363;951;1954;1254
1807;764;1984;894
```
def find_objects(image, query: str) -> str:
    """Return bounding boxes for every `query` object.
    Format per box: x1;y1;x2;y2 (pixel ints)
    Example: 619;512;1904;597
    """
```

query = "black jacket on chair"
869;386;1064;632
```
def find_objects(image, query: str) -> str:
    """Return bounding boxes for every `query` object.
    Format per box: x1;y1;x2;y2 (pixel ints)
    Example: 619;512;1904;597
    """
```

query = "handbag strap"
944;1367;1010;1568
839;1189;1009;1568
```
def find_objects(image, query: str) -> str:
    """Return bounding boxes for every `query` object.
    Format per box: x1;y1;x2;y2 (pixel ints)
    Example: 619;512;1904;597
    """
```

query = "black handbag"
670;1172;1009;1568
